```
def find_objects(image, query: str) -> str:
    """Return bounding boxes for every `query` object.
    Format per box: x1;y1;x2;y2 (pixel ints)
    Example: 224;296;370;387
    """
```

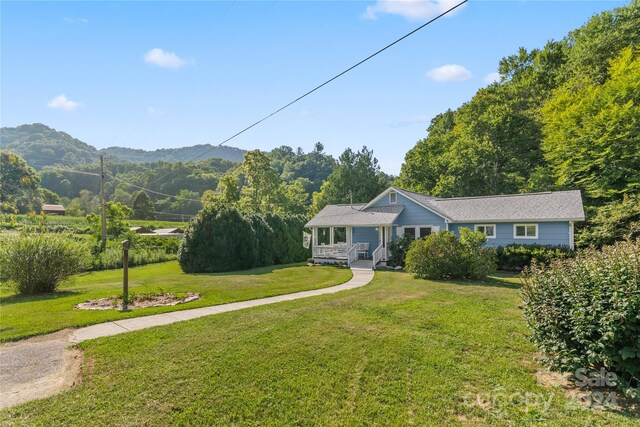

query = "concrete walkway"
0;266;374;409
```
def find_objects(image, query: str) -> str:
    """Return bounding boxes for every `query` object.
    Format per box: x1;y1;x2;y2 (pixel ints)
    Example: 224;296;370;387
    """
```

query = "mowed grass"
2;272;637;425
0;261;352;342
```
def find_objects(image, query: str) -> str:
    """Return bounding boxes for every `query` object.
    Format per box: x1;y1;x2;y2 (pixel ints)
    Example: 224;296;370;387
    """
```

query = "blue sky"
1;0;627;175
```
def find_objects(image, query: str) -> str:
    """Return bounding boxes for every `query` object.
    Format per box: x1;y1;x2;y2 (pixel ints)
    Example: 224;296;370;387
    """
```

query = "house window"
419;227;432;238
317;227;331;245
403;227;416;240
333;227;347;244
389;191;397;204
475;224;496;238
514;224;538;239
402;226;434;240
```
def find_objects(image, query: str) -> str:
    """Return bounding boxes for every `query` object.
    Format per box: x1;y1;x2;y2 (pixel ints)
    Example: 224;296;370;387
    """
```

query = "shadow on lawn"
446;273;522;290
0;290;80;306
190;262;306;277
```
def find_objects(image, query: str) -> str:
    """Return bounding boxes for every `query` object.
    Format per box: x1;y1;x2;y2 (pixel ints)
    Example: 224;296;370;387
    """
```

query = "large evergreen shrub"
0;233;86;294
178;205;308;273
179;205;258;273
521;239;640;395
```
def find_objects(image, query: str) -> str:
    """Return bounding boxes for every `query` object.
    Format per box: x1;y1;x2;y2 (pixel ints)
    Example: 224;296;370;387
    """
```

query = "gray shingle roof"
305;204;404;227
399;188;585;222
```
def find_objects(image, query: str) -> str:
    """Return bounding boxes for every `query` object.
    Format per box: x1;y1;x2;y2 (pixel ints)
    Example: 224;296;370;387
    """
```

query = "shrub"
0;233;86;294
179;205;258;273
405;229;496;280
387;235;413;267
178;205;309;273
496;244;575;271
459;228;498;280
521;239;640;395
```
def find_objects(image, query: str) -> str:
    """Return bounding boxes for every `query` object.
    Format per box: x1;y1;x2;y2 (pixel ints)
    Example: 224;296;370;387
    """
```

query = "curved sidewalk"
70;266;374;343
1;266;374;410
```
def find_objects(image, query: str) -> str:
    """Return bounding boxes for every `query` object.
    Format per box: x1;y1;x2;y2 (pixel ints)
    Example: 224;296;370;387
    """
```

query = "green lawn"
0;261;352;342
2;271;636;425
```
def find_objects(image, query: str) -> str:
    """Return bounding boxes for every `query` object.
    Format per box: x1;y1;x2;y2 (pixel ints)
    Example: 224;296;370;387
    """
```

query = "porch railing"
346;244;358;265
313;244;348;259
371;243;384;269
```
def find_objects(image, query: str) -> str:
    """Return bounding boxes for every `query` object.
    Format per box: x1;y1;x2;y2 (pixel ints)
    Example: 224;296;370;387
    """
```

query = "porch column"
569;221;575;250
347;226;352;247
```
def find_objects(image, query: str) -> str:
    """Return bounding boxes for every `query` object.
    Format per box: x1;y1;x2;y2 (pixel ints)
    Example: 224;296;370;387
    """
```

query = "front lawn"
0;261;352;342
2;271;636;425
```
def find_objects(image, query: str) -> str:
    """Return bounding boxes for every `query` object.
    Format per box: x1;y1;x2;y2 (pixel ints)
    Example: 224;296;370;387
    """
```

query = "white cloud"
144;48;190;69
363;0;465;21
147;106;162;115
298;110;313;118
483;72;501;84
425;64;472;82
64;17;89;24
47;94;82;112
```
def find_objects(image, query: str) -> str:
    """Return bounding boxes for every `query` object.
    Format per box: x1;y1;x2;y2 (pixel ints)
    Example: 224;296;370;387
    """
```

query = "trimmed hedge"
521;239;640;395
496;244;575;271
178;205;309;273
405;229;497;280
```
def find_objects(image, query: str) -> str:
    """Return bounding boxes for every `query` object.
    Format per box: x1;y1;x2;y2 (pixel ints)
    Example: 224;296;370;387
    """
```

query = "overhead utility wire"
196;0;468;156
147;0;467;185
107;174;204;203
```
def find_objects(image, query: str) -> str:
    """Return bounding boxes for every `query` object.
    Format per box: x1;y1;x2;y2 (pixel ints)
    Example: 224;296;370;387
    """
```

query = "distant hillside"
102;144;246;164
1;123;99;169
0;124;246;169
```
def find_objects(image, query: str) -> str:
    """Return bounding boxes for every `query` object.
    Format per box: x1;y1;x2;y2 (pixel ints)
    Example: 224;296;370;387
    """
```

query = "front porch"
310;225;394;269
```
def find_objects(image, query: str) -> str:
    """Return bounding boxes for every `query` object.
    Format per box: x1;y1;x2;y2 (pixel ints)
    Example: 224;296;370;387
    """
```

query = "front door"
379;226;389;261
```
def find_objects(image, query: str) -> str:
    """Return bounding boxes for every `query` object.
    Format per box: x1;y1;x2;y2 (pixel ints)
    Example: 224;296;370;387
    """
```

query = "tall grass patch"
0;233;86;294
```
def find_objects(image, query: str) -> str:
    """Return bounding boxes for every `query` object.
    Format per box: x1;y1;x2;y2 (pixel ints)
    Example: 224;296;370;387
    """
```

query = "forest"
1;1;638;247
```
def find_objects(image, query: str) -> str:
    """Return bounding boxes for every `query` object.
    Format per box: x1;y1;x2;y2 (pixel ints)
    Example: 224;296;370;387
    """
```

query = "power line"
200;0;467;155
107;174;204;203
147;0;467;184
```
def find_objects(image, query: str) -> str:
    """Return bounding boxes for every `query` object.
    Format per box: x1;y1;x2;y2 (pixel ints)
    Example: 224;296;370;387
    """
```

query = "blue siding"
371;192;447;239
352;226;378;252
450;222;571;247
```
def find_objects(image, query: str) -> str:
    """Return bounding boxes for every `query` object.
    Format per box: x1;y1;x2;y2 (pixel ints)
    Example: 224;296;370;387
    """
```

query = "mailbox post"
122;239;130;310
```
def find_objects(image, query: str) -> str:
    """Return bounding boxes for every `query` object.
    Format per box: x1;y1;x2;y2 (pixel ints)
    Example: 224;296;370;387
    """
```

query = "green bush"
405;229;496;280
0;233;86;294
496;244;575;271
387;235;413;267
178;205;309;273
521;239;640;395
178;205;259;273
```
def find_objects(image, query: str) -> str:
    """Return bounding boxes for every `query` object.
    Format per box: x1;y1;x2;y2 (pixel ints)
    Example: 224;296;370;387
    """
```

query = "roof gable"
364;187;451;221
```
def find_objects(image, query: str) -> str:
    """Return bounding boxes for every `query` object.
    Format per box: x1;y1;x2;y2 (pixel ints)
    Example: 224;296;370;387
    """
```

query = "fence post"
122;239;130;310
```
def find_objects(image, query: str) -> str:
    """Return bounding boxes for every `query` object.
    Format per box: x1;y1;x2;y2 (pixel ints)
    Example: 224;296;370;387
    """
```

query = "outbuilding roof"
305;204;404;227
41;204;65;212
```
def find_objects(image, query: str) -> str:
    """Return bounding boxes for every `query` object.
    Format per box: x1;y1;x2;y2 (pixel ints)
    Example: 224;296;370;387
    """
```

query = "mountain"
1;123;99;169
0;124;246;169
101;144;245;164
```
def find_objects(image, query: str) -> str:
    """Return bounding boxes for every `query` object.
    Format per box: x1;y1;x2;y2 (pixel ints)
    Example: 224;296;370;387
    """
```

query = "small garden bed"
75;292;200;310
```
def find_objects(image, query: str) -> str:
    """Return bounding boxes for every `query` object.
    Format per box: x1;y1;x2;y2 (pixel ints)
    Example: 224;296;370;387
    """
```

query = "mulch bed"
75;293;200;310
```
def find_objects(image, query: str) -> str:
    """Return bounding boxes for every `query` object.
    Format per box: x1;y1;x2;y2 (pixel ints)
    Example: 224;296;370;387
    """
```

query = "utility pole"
100;155;107;251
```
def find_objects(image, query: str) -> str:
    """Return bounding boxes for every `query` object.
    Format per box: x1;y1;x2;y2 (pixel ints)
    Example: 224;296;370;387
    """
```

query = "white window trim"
474;224;496;239
513;223;538;239
389;191;397;204
399;224;439;240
